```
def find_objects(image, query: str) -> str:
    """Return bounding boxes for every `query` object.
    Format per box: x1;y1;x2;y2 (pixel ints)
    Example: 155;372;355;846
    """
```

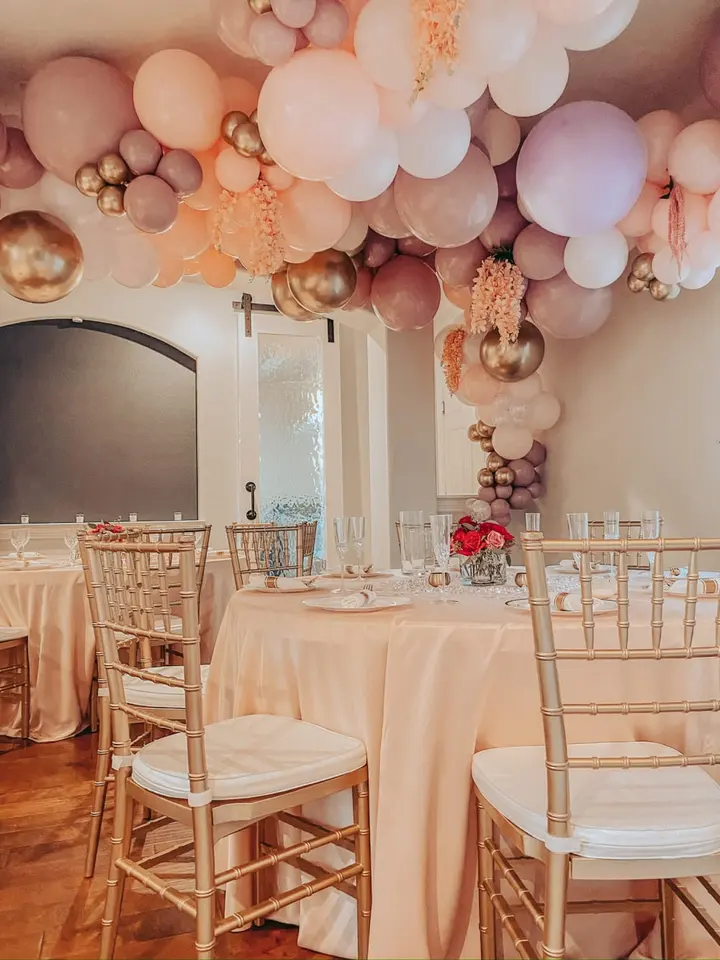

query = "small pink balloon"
124;175;179;234
371;255;441;331
513;224;567;281
119;129;163;176
443;282;472;310
527;481;545;499
262;164;294;191
476;487;497;503
480;199;528;249
525;440;547;467
363;230;396;268
397;235;435;257
492;424;533;459
507;459;535;486
526;271;613;339
343;264;373;310
0;128;43;189
495;155;518;199
510;487;534;510
668;120;720;196
616;180;662;238
495;486;513;501
456;364;500;405
215;148;260;193
362;185;411;239
636;110;685;185
491;499;512;521
112;231;160;288
156;150;203;197
272;0;316;28
302;0;350;47
435;239;487;286
250;13;297;66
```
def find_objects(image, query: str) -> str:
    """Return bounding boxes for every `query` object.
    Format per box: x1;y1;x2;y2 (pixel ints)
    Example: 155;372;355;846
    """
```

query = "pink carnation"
486;530;505;549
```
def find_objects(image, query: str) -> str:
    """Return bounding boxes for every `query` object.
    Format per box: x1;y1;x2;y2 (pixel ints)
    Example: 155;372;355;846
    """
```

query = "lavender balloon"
516;101;647;238
507;459;535;486
525;440;547;467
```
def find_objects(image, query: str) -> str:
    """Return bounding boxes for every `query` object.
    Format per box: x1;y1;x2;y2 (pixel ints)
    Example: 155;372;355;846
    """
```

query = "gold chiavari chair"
472;532;720;960
589;518;664;570
226;521;317;588
87;536;372;960
0;627;30;740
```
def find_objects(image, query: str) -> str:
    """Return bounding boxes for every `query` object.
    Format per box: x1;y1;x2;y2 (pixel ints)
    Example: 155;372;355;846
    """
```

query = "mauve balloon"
526;271;612;339
371;255;441;331
0;128;44;189
124;174;179;234
0;118;8;166
156;149;204;197
363;229;396;269
510;488;534;510
120;129;162;176
479;199;528;249
397;235;436;257
700;16;720;111
495;485;513;500
508;459;535;486
525;440;547;466
513;224;567;281
491;499;511;521
435;238;487;286
528;481;545;499
476;487;497;503
495;155;518;199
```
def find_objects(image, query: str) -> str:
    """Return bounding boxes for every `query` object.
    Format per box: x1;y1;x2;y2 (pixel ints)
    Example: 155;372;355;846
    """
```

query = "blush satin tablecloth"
205;583;720;960
0;555;236;741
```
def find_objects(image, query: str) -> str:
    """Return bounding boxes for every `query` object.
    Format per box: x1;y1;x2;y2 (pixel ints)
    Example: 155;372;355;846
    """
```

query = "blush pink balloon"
327;125;398;202
343;264;373;310
396;103;470;179
668;120;720;195
513;224;567;280
262;164;294;192
221;77;260;114
0;128;44;189
215;148;260;193
257;49;379;181
250;13;298;66
533;0;614;23
281;180;351;250
397;236;435;257
377;88;429;130
371;255;441;331
284;246;313;263
272;0;316;28
492;424;533;460
616;181;662;237
487;25;569;118
495;156;518;199
112;232;160;288
435;239;488;286
443;283;472;310
636;231;666;254
302;0;349;47
212;0;255;57
457;364;500;405
362;185;411;239
527;271;612;339
394;145;499;247
651;190;707;242
479;200;528;249
636;110;685;185
354;0;414;93
685;231;720;272
363;230;396;268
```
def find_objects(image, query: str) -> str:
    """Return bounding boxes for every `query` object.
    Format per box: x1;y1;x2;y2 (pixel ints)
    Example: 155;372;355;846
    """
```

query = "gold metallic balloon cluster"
221;109;274;166
75;153;133;217
271;249;358;320
0;210;83;303
479;319;545;383
626;251;680;302
470;423;517;488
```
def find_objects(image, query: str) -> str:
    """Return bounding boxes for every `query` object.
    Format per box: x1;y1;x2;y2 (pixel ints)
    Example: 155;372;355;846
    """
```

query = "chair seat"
123;665;210;710
132;714;367;801
472;741;720;860
0;626;28;643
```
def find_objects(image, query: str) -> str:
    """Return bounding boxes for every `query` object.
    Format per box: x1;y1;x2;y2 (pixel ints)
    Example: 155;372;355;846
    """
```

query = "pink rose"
486;530;505;549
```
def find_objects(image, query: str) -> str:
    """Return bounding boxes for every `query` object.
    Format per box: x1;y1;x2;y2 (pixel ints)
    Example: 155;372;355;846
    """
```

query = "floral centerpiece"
88;521;126;541
451;517;514;586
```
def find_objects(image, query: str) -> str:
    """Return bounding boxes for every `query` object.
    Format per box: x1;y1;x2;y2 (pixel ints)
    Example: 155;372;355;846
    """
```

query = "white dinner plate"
243;581;319;594
303;595;411;613
506;597;618;618
546;563;611;577
321;570;394;580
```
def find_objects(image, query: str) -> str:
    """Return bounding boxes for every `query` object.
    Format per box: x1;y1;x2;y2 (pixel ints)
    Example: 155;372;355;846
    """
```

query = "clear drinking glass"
348;516;366;584
525;513;541;532
641;509;661;572
129;512;138;523
399;511;426;576
75;514;85;524
174;512;183;521
64;531;79;566
333;517;350;592
603;510;620;576
429;514;459;604
567;512;589;570
10;527;30;561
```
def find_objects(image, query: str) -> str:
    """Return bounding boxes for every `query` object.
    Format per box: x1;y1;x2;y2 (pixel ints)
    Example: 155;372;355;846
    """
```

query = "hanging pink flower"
411;0;467;95
469;257;526;347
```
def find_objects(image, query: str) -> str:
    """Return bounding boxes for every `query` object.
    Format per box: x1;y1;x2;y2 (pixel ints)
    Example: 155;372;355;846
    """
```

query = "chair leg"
660;879;676;960
21;638;30;740
353;781;373;960
193;805;217;960
84;695;112;877
99;766;134;959
250;821;265;927
476;795;497;960
542;852;569;960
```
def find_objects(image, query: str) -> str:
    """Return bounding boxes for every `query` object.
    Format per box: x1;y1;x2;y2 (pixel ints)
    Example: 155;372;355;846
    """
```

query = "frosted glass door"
238;314;342;558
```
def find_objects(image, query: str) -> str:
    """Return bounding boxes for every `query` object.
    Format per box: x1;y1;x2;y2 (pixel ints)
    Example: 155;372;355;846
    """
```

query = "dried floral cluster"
211;189;238;252
245;177;285;277
441;326;466;393
410;0;467;95
667;181;687;267
469;258;526;347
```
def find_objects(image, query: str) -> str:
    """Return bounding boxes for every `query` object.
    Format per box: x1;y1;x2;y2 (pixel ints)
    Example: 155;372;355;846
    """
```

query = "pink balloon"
215;148;260;193
477;109;521;166
525;440;547;466
700;17;720;111
250;13;297;66
119;129;163;176
327;126;398;202
0;129;44;189
668;120;720;196
363;230;396;268
476;487;497;504
111;232;160;288
281;180;351;251
492;424;533;460
262;164;294;192
528;481;546;499
212;0;255;57
510;488;534;510
334;205;368;252
343;264;373;310
534;0;613;23
616;181;662;238
0;118;7;166
272;0;316;28
354;0;414;93
397;236;435;257
636;231;665;255
394;145;499;247
156;150;203;198
495;486;513;501
284;246;313;263
257;49;379;181
134;50;224;151
516;101;647;237
435;239;487;286
636;111;685;186
457;364;500;405
396;103;471;179
652;246;690;285
526;271;612;339
371;255;441;331
513;224;567;280
362;186;411;239
443;282;472;310
487;25;569;118
495;156;518;199
479;200;528;249
23;57;139;184
508;459;536;486
302;0;349;47
124;175;179;234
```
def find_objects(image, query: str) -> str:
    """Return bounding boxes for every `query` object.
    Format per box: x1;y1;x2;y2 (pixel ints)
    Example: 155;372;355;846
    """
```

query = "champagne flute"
333;517;350;593
567;512;589;570
429;514;458;604
603;510;620;576
348;517;366;587
641;510;661;572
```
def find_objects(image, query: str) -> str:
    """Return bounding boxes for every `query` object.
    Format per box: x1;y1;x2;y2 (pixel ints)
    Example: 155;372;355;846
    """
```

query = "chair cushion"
132;714;367;801
472;741;720;860
0;626;27;642
123;665;210;710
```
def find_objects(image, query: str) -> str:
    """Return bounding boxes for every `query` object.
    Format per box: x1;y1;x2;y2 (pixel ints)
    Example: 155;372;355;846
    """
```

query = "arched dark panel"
0;319;197;522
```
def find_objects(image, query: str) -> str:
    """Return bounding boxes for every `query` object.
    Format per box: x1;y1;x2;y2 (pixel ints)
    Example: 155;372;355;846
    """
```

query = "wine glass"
603;510;620;577
566;512;589;571
641;510;661;572
429;514;458;604
348;517;366;586
64;531;79;566
333;517;350;593
10;527;30;561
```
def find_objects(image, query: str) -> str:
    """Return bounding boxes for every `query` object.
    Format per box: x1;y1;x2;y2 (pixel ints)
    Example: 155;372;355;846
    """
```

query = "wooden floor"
0;734;326;960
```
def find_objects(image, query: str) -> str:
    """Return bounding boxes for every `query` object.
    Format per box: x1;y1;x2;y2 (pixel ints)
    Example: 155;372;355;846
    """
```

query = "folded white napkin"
549;592;610;612
248;574;309;592
339;590;375;608
664;576;720;597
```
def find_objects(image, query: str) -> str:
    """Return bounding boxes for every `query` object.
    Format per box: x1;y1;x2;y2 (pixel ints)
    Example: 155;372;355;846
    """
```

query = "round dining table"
0;553;236;741
205;573;720;960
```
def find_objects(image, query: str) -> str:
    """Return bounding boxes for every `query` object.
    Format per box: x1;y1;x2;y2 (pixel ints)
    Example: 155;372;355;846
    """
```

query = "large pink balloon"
0;129;44;189
272;0;316;28
700;16;720;111
394;145;498;247
435;239;488;286
513;224;566;280
636;110;685;186
526;271;612;339
516;101;647;237
281;180;351;250
257;50;379;181
362;185;411;238
479;200;527;249
371;255;441;331
134;50;224;151
668;120;720;196
23;57;139;183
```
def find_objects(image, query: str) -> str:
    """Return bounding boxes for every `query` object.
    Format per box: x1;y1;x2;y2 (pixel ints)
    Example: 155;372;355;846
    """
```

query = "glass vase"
460;549;508;586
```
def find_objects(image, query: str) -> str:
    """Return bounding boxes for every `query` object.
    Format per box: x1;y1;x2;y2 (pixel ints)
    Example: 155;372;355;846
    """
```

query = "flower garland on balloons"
411;0;466;96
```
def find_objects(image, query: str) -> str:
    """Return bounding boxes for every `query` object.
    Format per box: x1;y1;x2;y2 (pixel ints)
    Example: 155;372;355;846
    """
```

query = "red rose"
463;530;482;554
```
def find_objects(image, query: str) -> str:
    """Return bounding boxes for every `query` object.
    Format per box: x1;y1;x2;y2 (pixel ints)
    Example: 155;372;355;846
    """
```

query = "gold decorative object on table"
287;249;357;312
271;268;319;321
479;320;545;383
75;163;105;197
0;211;83;303
428;571;451;589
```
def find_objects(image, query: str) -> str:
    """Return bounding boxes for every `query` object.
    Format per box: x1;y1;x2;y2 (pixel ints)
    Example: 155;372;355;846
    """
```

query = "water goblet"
399;511;425;575
10;527;30;561
525;513;541;532
64;531;79;566
333;517;350;593
641;509;661;572
429;514;459;604
603;510;620;576
348;516;366;587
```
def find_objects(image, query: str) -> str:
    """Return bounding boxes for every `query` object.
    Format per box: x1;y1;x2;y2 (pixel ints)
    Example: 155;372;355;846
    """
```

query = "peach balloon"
215;148;260;193
651;191;707;243
334;205;369;252
652;245;690;285
154;204;210;258
636;231;665;255
284;246;314;263
457;364;500;406
354;0;414;93
377;87;428;130
221;77;259;114
153;255;184;288
533;0;613;24
257;49;379;181
220;227;252;262
133;50;224;151
198;247;237;287
280;180;352;250
616;181;662;237
183;258;201;276
443;282;473;310
184;150;222;211
636;110;684;185
261;164;295;191
668;120;720;196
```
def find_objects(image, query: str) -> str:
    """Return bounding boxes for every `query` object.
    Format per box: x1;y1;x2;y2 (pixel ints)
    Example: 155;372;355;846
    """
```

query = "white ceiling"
0;0;717;117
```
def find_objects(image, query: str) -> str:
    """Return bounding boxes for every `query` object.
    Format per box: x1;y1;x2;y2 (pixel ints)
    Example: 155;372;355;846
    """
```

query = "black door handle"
245;481;257;521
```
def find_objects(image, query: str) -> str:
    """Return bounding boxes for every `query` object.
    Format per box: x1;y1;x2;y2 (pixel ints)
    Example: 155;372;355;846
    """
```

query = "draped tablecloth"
205;582;720;960
0;555;236;741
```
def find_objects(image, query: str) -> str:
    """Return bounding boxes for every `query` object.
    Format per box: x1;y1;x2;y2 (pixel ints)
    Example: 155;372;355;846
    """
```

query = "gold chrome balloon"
75;163;105;197
247;0;272;12
631;252;655;281
258;148;275;167
479;320;545;383
231;121;264;158
477;468;495;488
649;278;671;301
249;109;258;125
271;269;318;321
0;211;83;303
287;249;357;313
97;184;126;217
221;110;248;145
467;424;481;442
477;422;495;438
495;466;516;486
479;436;494;453
97;153;131;185
486;452;506;472
627;273;648;293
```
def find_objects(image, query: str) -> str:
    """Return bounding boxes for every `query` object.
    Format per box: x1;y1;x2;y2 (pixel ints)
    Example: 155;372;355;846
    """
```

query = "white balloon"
685;231;720;273
505;372;542;400
396;103;470;179
354;0;413;93
458;0;538;76
492;424;534;459
652;246;691;285
552;0;639;50
681;266;716;290
333;205;369;251
488;25;569;118
564;228;628;288
527;392;561;431
421;66;488;111
327;126;398;201
477;109;521;166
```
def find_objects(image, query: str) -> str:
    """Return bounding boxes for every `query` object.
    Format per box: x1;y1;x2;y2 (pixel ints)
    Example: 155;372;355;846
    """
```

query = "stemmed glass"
64;531;79;566
333;517;350;593
603;510;620;577
10;527;30;561
429;514;458;604
348;517;366;587
567;512;589;570
641;510;661;572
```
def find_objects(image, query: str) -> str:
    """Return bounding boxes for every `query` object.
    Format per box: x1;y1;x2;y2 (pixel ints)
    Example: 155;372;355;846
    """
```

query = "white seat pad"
472;741;720;859
0;626;27;642
123;665;210;710
132;714;367;801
